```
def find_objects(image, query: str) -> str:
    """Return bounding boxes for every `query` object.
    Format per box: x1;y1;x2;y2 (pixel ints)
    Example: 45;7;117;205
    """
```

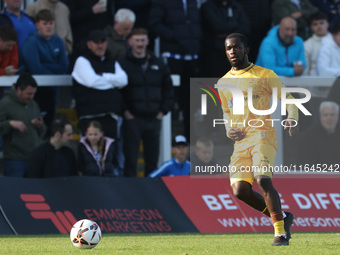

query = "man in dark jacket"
149;0;202;141
200;0;250;77
120;28;174;177
26;119;78;178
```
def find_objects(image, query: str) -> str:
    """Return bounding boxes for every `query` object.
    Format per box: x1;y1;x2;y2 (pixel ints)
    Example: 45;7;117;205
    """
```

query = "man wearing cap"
72;28;128;174
72;29;127;137
148;135;190;177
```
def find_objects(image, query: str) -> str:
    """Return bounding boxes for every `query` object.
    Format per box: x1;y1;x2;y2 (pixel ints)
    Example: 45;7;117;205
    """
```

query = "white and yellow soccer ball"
70;219;101;249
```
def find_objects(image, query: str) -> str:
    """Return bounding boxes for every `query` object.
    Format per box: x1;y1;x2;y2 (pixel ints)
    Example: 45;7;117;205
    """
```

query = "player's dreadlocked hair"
226;33;248;48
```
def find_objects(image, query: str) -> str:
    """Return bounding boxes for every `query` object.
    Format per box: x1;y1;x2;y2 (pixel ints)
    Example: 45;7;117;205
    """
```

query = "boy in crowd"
148;135;190;177
190;137;218;175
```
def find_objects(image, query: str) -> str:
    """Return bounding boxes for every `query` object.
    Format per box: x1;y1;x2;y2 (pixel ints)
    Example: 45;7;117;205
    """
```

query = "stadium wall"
0;176;339;235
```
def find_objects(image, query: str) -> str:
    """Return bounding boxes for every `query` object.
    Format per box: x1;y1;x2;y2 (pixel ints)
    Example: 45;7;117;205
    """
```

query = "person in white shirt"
304;12;332;76
304;12;333;123
317;23;340;77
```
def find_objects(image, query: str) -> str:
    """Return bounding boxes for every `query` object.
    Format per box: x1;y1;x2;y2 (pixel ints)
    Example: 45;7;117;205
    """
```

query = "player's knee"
232;181;252;201
256;176;273;192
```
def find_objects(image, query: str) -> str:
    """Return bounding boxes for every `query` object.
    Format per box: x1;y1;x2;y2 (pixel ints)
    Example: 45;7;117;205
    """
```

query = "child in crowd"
148;135;190;177
78;121;118;176
190;137;218;175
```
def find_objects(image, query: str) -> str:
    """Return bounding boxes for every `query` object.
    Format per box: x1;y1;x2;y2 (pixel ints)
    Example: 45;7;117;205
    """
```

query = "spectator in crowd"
272;0;318;40
115;1;155;50
22;9;69;130
105;8;135;61
238;0;272;62
304;12;332;76
0;25;18;153
303;12;332;122
62;0;115;68
25;0;73;55
116;0;151;30
310;0;340;31
0;25;19;98
316;23;340;77
0;0;36;66
256;16;306;77
190;137;218;175
149;0;202;141
200;0;250;78
0;25;18;77
297;101;340;166
26;118;77;178
78;120;119;176
120;28;174;177
71;29;127;172
0;73;46;177
148;135;190;177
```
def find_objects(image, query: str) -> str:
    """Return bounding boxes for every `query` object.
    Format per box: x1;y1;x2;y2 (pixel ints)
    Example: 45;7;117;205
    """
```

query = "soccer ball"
70;219;101;249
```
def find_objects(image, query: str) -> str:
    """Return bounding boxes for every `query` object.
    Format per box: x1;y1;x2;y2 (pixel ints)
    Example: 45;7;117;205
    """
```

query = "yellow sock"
273;220;285;236
261;207;270;217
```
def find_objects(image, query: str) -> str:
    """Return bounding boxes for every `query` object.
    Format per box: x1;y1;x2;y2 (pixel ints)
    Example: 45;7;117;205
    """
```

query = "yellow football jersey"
217;63;299;151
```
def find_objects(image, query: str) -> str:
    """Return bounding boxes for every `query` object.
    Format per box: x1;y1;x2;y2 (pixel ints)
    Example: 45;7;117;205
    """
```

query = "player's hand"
92;1;106;14
284;119;299;137
31;118;43;129
228;128;245;141
9;120;27;132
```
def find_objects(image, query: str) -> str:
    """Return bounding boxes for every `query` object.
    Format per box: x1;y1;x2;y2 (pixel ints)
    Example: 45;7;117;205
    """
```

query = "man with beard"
217;33;299;246
256;16;306;77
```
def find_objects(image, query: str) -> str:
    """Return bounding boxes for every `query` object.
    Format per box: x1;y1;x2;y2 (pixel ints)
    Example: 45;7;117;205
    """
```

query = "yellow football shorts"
229;144;276;186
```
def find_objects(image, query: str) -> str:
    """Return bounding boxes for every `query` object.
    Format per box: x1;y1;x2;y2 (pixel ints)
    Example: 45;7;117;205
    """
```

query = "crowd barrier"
0;176;339;235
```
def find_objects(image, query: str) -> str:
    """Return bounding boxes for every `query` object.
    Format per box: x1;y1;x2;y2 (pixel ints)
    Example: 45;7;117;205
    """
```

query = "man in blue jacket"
22;9;69;129
256;16;306;77
148;135;190;177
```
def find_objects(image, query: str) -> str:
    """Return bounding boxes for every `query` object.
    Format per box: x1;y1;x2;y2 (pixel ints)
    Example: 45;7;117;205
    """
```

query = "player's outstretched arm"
284;118;299;137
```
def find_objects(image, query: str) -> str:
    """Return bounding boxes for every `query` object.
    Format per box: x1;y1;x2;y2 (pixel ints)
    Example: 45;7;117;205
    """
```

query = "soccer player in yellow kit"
218;33;298;246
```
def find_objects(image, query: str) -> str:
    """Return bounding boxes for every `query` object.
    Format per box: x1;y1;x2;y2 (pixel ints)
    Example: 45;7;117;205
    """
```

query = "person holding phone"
0;73;46;177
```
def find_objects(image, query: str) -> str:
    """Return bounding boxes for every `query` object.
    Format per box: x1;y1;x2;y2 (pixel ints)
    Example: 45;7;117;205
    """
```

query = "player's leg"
229;147;270;217
231;181;269;214
252;144;290;245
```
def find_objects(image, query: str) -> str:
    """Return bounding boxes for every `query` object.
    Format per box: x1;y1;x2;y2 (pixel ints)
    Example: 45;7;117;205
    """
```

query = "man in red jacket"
0;25;19;97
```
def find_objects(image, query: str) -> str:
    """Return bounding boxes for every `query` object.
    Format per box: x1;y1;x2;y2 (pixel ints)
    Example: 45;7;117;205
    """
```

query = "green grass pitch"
0;233;339;255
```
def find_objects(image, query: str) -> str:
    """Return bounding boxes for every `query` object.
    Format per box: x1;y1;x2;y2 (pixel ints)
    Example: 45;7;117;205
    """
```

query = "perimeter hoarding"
163;175;340;233
0;177;198;235
0;176;339;235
